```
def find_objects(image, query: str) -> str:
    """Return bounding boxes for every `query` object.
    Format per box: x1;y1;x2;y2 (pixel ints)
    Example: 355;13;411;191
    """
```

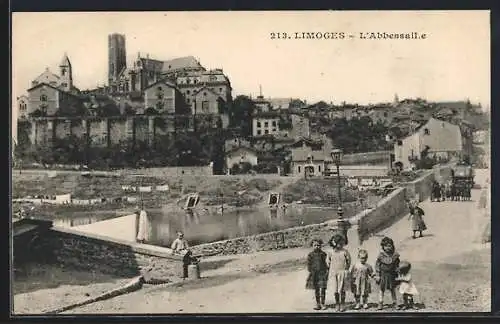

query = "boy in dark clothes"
306;238;329;310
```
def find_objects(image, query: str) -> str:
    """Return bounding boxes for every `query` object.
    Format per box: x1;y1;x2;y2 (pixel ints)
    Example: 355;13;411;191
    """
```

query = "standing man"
171;231;192;279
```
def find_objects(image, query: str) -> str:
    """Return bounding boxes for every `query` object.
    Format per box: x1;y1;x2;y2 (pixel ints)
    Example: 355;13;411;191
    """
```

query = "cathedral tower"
59;52;73;92
108;33;127;85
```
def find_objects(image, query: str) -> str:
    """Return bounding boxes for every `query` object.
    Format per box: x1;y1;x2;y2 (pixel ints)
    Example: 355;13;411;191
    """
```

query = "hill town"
14;33;488;176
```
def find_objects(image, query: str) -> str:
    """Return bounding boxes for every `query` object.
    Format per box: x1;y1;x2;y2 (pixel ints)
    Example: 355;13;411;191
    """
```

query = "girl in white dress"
396;261;419;310
326;233;351;312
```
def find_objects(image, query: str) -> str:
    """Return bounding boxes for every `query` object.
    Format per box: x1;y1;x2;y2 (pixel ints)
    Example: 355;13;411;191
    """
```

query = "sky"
11;10;490;139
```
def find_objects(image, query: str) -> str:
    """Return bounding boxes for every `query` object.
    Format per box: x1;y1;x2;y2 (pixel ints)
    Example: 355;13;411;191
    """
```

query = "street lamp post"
331;148;350;245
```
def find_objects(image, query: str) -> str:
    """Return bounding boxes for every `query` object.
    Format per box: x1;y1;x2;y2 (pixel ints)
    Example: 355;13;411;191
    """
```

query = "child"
374;236;400;310
396;261;419;310
350;249;375;310
327;232;351;312
306;238;329;310
408;202;427;239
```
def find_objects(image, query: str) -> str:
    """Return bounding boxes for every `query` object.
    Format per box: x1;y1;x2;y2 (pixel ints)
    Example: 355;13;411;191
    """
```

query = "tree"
230;95;256;136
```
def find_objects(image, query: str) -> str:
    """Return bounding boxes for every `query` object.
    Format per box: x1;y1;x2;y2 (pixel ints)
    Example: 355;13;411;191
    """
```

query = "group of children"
306;234;418;312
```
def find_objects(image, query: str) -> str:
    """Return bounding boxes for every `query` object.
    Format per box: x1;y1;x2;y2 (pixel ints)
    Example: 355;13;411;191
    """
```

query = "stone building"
108;33;127;86
393;117;463;170
252;111;280;137
26;83;82;117
143;80;186;114
192;87;226;115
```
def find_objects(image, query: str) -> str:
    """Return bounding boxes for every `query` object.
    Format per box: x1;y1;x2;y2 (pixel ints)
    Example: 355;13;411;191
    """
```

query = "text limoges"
270;32;346;40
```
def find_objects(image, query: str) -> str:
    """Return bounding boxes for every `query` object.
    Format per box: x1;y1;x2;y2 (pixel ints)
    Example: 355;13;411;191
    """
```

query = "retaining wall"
36;227;183;279
123;165;213;177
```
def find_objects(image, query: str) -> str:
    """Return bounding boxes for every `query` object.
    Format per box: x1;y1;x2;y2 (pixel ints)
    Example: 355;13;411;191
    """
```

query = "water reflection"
38;199;368;248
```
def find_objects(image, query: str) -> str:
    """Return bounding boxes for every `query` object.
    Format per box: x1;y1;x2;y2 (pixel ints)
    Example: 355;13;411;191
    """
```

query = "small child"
350;249;375;310
374;236;400;310
327;233;351;312
396;261;419;310
305;238;329;310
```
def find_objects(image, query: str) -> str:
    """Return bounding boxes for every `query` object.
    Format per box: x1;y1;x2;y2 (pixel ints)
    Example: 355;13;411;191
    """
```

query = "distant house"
290;137;334;177
192;86;226;115
225;147;258;170
26;83;82;117
143;80;185;114
393;118;463;170
252;111;280;137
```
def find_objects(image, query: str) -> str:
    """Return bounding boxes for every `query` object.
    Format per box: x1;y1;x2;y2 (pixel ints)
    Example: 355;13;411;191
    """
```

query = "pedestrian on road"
408;202;427;239
395;261;419;310
136;206;149;244
171;231;192;279
327;233;351;312
374;236;400;310
305;238;329;310
349;249;375;310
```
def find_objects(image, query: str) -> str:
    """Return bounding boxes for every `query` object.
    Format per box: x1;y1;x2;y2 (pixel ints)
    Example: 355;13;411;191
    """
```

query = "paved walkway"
64;169;490;314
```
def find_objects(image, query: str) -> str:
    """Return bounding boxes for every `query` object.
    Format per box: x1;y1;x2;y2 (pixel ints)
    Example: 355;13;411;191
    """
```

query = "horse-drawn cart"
450;163;474;201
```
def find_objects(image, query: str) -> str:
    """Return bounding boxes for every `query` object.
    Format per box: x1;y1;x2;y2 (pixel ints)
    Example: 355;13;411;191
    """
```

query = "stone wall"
190;222;339;256
353;188;407;242
131;164;214;177
342;151;392;166
36;227;183;279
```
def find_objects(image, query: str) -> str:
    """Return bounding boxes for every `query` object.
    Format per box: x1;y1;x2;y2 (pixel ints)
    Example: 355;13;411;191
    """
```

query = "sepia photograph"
11;10;491;315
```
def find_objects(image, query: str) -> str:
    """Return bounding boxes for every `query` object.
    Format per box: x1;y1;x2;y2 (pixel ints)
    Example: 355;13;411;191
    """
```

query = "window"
397;140;403;146
298;166;301;173
157;92;164;99
257;130;262;135
424;128;430;135
272;128;277;132
186;98;190;103
186;90;190;94
187;79;191;84
219;88;223;92
203;92;207;96
318;165;321;172
272;121;277;127
264;122;269;127
40;95;47;102
157;86;162;91
202;100;209;113
257;121;261;128
264;130;269;135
